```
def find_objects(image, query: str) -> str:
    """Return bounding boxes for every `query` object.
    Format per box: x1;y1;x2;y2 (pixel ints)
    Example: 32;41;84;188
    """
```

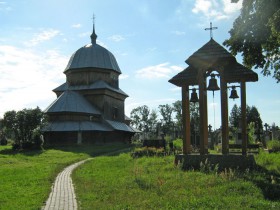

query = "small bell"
229;86;239;99
207;74;220;92
190;88;199;103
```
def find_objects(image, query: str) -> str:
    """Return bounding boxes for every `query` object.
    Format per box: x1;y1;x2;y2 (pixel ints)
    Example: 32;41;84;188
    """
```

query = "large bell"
190;88;199;103
207;74;220;92
229;86;239;99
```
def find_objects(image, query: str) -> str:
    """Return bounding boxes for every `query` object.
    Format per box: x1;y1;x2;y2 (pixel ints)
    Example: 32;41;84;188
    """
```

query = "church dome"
64;25;121;74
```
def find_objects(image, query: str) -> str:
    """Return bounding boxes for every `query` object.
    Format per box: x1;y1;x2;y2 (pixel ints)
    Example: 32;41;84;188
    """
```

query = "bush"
267;140;280;152
12;143;21;150
0;137;8;145
131;147;165;158
173;138;183;151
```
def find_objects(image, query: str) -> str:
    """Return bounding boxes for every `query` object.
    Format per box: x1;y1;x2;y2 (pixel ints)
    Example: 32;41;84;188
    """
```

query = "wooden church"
43;23;135;145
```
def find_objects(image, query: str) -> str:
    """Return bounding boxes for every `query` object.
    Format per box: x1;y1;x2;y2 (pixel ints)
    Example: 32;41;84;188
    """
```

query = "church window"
113;107;118;119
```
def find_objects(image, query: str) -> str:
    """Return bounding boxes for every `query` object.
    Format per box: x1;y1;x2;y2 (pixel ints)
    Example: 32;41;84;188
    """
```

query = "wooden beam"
241;81;247;155
199;76;208;155
220;75;229;154
182;85;191;154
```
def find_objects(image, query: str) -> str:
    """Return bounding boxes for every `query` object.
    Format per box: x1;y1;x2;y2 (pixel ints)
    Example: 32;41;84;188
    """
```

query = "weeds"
131;147;166;158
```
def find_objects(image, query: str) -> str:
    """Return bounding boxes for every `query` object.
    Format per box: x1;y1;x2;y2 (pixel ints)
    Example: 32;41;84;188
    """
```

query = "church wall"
66;68;119;88
44;130;132;145
85;93;125;121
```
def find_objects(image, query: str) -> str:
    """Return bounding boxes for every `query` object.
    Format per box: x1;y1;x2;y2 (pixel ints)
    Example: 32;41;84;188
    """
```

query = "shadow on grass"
246;165;280;201
0;143;133;158
0;147;44;156
45;142;133;157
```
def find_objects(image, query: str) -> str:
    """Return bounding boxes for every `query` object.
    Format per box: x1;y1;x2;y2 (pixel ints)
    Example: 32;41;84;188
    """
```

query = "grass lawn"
73;151;280;209
0;143;131;210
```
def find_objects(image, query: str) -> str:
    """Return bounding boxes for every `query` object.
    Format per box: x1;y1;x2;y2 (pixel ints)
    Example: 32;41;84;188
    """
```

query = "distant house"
43;24;135;145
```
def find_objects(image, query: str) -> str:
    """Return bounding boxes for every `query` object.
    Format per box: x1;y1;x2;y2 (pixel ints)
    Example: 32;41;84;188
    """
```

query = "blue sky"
0;0;279;129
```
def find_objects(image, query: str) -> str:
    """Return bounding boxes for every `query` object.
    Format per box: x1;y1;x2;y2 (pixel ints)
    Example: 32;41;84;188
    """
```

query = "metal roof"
106;120;135;132
53;80;128;97
44;90;101;115
64;43;121;74
42;121;113;132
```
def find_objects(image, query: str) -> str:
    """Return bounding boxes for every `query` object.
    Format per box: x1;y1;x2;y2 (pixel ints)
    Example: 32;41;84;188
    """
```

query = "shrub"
173;138;183;151
0;136;8;145
131;147;165;158
267;140;280;152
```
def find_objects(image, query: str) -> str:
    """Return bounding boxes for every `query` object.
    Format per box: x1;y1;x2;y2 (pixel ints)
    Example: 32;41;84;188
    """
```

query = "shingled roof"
186;38;236;69
169;38;258;87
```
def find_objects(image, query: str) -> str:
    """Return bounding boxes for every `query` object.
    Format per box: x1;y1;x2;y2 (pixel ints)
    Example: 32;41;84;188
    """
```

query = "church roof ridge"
53;80;128;97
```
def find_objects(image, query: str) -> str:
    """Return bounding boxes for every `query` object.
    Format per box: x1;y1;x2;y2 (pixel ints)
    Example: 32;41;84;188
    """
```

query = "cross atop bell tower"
205;22;218;39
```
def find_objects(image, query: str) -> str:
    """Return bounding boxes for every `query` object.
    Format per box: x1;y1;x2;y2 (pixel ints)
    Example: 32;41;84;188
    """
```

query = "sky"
0;0;279;129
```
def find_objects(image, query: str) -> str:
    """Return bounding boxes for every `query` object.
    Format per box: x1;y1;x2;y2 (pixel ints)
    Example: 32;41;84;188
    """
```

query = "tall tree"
229;104;241;128
2;107;44;147
224;0;280;82
190;103;200;127
229;104;263;131
158;104;174;135
2;110;17;138
130;105;150;132
148;109;158;136
247;105;263;131
172;100;182;133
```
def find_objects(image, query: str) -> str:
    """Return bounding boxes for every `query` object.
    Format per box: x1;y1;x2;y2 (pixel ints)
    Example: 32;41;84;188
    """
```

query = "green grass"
256;151;280;174
73;152;280;209
0;143;131;210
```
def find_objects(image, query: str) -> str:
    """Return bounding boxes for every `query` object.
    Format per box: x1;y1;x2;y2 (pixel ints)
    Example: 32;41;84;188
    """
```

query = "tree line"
130;101;199;138
130;101;263;142
0;107;45;149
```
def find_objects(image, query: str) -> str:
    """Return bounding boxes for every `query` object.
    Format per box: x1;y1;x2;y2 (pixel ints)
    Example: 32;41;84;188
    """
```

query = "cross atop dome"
90;14;97;44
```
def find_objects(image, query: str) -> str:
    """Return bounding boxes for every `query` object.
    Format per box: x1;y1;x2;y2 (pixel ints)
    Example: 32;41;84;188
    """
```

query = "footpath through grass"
0;143;130;210
73;151;280;209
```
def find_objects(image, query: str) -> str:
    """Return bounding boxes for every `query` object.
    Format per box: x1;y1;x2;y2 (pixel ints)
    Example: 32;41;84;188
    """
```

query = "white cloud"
0;45;68;117
78;32;91;37
71;23;82;28
136;63;183;79
192;0;212;14
119;74;129;80
108;34;125;42
191;0;243;21
223;0;242;14
171;30;186;36
26;29;60;46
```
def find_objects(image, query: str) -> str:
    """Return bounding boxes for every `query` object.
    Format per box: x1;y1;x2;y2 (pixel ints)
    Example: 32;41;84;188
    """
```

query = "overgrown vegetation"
267;140;280;152
73;152;280;209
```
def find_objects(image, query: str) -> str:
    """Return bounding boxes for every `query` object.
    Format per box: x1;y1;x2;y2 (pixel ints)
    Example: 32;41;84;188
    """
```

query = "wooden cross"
205;22;218;39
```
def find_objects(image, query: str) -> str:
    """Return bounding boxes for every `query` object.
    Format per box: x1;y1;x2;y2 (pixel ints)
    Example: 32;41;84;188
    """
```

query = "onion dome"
64;23;121;73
